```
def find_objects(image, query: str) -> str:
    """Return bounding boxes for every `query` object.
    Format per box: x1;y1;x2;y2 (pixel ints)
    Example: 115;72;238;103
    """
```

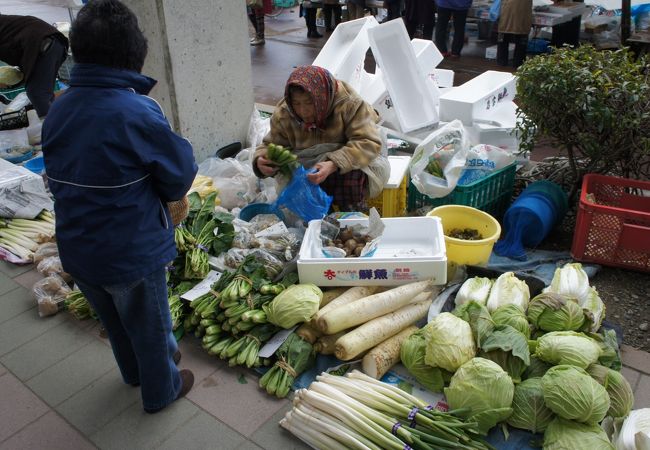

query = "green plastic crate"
0;80;63;101
407;162;517;218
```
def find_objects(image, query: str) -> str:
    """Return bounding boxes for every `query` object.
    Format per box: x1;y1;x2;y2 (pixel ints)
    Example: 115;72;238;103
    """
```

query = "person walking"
347;0;366;21
301;1;323;38
402;0;436;40
0;13;68;117
434;0;472;57
496;0;532;68
247;0;272;46
42;0;197;414
323;0;342;32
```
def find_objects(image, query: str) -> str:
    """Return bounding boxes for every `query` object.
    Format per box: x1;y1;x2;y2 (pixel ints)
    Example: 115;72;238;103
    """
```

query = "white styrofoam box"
412;39;444;74
368;20;439;133
466;101;521;155
297;217;447;286
312;16;379;94
439;70;516;126
485;44;515;60
533;12;568;26
431;69;455;88
386;155;411;188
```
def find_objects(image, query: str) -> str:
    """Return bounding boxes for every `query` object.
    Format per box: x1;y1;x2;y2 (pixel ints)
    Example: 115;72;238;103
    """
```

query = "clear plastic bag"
33;274;71;317
33;242;59;264
36;255;72;282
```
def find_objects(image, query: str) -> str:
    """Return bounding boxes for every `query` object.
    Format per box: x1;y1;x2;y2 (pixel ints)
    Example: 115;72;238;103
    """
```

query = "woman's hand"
256;155;278;177
307;161;337;185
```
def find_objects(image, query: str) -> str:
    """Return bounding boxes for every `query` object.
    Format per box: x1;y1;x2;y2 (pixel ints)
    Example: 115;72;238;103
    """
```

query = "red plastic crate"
571;174;650;272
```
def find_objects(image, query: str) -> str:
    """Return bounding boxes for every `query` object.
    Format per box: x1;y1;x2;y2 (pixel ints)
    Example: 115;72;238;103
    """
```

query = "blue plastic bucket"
239;203;285;222
24;156;45;175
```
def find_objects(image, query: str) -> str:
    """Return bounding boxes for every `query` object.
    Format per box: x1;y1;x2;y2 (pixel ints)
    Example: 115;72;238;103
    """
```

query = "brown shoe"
144;369;194;414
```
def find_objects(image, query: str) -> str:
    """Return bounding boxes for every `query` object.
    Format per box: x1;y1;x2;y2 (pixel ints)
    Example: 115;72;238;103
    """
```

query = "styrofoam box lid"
473;100;518;129
312;16;378;91
440;71;516;104
386;155;411;188
299;216;446;263
368;20;439;133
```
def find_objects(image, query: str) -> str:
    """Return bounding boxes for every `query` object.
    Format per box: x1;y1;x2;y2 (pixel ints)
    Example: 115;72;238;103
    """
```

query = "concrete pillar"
123;0;254;162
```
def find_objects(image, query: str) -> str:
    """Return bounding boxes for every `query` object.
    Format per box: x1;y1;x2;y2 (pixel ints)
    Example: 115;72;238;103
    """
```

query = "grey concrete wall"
124;0;254;162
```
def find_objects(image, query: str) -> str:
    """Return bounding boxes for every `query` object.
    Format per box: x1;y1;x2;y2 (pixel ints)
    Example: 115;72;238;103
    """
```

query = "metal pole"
621;0;631;44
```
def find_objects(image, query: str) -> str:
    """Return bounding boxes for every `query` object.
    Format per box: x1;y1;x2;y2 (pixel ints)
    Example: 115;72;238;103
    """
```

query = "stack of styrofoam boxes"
439;70;521;155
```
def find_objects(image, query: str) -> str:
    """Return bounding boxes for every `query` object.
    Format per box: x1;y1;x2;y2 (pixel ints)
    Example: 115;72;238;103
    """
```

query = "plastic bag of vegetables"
263;284;322;329
400;328;450;392
544;417;615;450
541;365;610;424
444;357;515;435
507;377;555;434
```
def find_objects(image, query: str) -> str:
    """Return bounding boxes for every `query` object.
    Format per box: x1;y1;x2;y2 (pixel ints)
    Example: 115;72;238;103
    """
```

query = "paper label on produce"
258;326;297;358
181;270;222;302
255;221;289;238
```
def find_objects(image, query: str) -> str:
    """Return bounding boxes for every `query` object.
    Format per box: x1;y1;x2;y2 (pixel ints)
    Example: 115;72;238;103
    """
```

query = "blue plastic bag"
273;165;332;223
489;0;501;22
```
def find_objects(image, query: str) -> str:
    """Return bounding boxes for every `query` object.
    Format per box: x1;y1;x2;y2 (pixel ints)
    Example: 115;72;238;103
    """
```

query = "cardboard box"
297;217;447;286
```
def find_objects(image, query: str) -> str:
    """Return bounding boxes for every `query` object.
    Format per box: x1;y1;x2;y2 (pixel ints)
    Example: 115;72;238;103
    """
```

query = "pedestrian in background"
0;13;68;117
323;0;342;31
301;1;323;38
382;0;402;22
42;0;197;414
435;0;472;57
347;0;366;21
496;0;532;68
402;0;436;40
247;0;273;46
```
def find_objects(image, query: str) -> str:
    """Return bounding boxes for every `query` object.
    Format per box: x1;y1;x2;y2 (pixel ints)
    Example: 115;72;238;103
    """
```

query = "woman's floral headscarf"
284;65;337;130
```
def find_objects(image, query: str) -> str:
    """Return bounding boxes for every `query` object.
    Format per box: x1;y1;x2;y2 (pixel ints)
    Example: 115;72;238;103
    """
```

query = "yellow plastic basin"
427;205;501;267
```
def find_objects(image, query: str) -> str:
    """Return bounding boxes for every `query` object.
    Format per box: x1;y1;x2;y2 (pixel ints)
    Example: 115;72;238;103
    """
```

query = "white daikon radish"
320;287;348;307
335;300;432;361
310;286;379;325
362;325;418;379
317;280;437;334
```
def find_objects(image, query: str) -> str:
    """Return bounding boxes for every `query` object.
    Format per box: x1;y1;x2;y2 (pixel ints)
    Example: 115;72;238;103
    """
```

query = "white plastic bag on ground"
246;109;271;148
409;120;470;199
457;144;516;185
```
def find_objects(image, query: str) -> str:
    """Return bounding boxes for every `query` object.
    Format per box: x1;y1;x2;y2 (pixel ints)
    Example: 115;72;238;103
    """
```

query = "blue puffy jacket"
436;0;473;10
42;64;197;285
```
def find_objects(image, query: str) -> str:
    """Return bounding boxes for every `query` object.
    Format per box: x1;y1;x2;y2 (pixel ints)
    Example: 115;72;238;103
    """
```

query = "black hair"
70;0;147;72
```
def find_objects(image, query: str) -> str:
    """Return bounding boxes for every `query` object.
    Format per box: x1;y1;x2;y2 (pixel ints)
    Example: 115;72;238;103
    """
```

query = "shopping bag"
273;165;332;222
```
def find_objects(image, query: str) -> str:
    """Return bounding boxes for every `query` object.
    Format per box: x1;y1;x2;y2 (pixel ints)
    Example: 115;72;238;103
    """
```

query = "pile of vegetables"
281;370;495;450
397;263;636;447
0;211;55;261
266;143;299;177
64;290;97;321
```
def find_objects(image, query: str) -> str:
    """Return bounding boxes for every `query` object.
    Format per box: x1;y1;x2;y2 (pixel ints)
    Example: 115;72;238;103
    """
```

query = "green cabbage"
454;277;492;307
492;304;531;338
541;365;610;424
581;287;606;333
400;329;449;393
587;364;634;419
535;331;602;368
525;356;553;379
588;329;622;371
544;263;591;302
507;377;555;433
444;357;514;434
452;300;495;347
544;417;615;450
424;312;476;372
479;324;531;383
486;272;530;313
527;292;586;332
262;284;322;328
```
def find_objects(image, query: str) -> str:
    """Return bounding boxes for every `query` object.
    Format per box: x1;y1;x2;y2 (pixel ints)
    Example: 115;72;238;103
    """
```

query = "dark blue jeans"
435;6;469;55
74;268;181;411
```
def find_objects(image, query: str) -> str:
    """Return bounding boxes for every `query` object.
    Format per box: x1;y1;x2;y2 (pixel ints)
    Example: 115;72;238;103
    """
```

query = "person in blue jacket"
42;0;198;414
435;0;473;57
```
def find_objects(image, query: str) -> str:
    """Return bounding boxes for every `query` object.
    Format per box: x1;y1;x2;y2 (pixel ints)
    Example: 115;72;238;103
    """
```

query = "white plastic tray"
297;217;447;286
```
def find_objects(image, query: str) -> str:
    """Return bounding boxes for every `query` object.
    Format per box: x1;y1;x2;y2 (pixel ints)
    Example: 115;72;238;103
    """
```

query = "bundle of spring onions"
281;370;495;450
259;332;315;398
0;211;55;261
65;290;97;321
